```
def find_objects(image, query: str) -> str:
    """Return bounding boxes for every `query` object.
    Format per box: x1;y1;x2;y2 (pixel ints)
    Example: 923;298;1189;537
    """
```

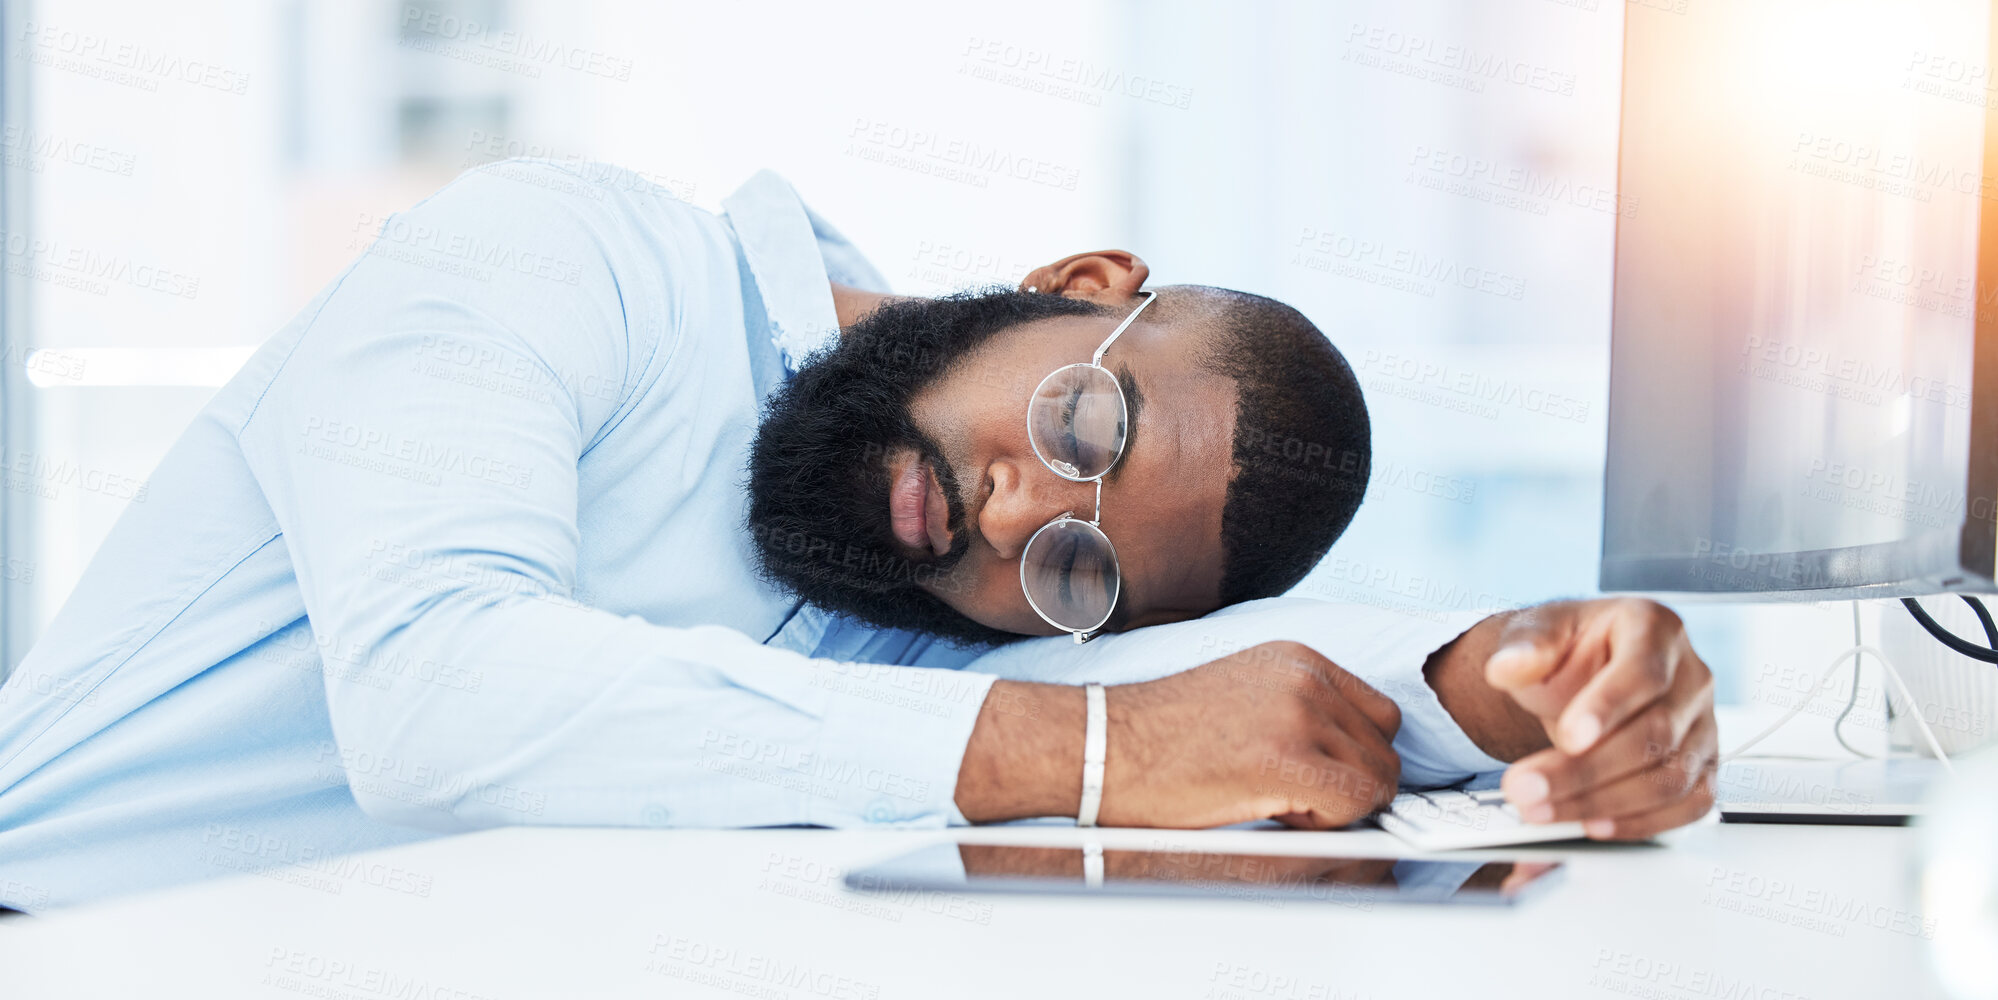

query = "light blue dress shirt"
0;160;996;912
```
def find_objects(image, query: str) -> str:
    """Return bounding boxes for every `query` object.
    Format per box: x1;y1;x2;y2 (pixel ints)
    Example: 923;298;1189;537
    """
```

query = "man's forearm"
953;680;1085;823
1423;612;1551;763
957;619;1548;825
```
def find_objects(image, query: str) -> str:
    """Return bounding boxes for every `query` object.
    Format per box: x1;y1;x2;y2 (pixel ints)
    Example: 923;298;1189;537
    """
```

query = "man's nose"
977;459;1096;562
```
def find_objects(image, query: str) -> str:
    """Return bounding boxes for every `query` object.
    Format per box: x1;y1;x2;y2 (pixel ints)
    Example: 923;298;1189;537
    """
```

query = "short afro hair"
1163;286;1370;605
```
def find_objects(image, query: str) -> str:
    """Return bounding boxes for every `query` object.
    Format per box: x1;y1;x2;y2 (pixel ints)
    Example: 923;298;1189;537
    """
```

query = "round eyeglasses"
1019;290;1156;643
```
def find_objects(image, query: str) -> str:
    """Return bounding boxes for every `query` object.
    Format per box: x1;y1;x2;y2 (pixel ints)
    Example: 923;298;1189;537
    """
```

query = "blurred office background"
0;0;1862;706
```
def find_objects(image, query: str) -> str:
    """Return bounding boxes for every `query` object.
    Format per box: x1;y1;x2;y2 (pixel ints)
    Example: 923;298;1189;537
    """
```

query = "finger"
1312;673;1401;760
1308;658;1402;739
1275;811;1341;831
1582;759;1718;841
1267;754;1387;826
1318;706;1398;806
1501;745;1572;820
1314;728;1402;811
1552;601;1688;754
1507;682;1711;808
1533;713;1718;825
1483;604;1579;692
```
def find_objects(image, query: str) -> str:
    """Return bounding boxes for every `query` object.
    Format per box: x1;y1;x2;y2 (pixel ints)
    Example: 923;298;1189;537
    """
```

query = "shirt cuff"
1389;664;1510;788
803;661;997;828
1374;610;1510;788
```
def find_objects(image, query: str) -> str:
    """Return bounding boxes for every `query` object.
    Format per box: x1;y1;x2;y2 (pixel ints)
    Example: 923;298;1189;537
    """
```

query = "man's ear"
1019;250;1150;303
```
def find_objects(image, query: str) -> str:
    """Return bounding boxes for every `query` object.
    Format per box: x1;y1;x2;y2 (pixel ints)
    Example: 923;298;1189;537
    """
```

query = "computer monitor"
1601;0;1998;600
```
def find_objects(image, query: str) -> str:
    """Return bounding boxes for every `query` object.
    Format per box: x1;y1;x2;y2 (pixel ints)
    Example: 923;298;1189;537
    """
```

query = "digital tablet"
843;843;1564;906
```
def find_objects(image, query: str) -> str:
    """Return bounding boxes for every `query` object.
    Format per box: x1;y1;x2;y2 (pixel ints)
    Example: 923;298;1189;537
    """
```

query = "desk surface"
0;818;1949;999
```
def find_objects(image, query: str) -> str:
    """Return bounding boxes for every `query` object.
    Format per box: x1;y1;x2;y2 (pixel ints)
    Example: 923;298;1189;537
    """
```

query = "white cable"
1872;643;1957;774
1722;643;1956;773
1831;602;1875;759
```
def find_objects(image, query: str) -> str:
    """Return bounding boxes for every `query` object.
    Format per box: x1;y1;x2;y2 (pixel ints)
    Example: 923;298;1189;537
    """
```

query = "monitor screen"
1602;0;1994;596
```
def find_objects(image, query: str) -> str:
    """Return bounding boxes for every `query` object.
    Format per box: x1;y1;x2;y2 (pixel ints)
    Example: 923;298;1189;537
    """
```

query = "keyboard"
1377;788;1589;850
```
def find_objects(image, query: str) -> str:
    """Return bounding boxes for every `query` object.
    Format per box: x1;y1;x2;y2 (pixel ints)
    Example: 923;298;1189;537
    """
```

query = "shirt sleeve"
962;598;1507;792
236;161;993;833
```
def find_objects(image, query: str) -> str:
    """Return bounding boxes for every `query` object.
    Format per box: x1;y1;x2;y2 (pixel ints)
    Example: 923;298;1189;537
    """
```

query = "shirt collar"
722;170;887;374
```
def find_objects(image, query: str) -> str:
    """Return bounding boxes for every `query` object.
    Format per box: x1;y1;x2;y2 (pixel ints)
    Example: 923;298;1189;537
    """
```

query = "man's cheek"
929;559;1048;635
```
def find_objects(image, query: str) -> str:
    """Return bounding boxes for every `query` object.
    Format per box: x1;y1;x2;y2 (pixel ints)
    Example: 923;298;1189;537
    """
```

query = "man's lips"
888;456;953;557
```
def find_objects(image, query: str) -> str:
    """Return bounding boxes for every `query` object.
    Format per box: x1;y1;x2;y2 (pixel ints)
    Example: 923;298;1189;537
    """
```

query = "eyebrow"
1108;365;1143;485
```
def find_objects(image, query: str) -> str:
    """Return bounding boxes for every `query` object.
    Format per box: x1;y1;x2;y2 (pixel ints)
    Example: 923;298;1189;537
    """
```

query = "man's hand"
1103;641;1403;829
1483;598;1718;840
954;641;1403;829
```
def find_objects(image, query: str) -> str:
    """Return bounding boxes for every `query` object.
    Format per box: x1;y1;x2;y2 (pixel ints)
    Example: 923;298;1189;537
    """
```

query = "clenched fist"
1099;640;1403;829
954;640;1403;829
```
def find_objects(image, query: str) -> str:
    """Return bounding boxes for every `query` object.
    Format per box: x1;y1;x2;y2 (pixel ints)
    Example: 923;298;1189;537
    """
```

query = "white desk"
0;818;1949;999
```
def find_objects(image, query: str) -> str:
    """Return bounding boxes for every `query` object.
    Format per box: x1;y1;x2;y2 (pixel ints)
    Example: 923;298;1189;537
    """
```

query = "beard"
746;287;1110;646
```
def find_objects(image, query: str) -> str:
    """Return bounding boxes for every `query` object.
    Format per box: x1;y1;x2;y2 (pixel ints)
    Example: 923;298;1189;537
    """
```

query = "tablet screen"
844;843;1562;906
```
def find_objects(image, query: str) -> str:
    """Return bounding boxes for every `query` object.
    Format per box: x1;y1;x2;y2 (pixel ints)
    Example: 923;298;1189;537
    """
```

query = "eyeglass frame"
1019;289;1158;643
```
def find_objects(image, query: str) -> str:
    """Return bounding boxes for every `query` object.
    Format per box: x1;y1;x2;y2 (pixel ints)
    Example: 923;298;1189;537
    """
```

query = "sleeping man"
0;160;1716;912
